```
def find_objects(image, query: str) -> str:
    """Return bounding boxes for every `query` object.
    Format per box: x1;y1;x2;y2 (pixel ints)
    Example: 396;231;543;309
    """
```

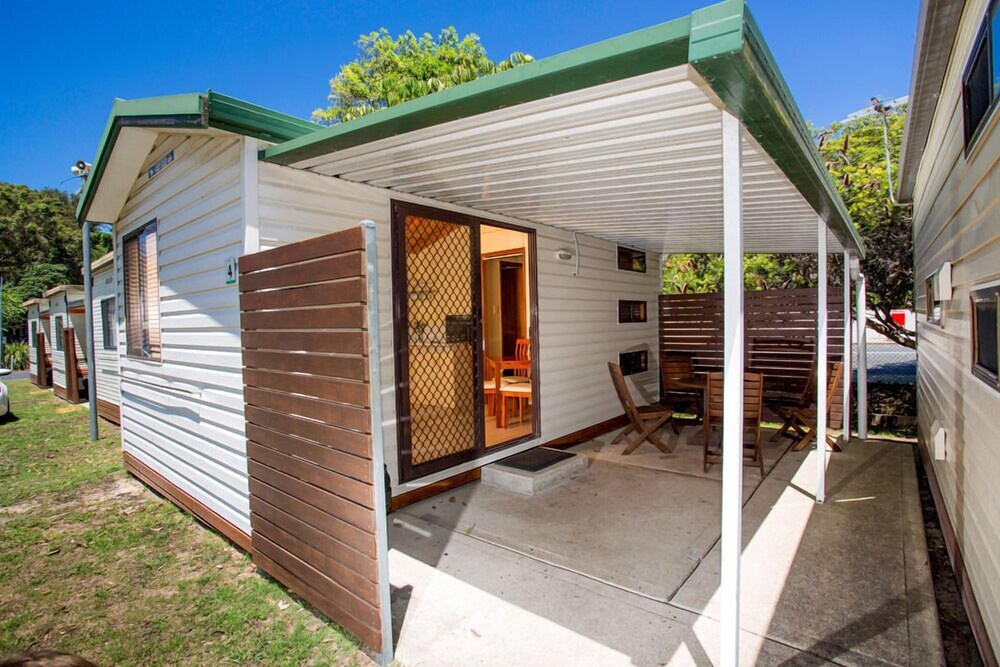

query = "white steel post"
720;110;744;667
816;220;828;503
856;275;868;439
842;251;852;444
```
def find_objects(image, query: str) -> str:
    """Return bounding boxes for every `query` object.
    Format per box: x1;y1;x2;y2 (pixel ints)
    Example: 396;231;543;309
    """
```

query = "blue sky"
1;0;917;192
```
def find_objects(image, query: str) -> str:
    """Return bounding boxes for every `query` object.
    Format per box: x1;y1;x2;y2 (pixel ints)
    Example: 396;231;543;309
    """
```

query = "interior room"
480;224;533;448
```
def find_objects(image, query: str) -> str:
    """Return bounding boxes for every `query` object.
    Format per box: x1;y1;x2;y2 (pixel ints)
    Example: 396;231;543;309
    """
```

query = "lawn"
0;380;368;666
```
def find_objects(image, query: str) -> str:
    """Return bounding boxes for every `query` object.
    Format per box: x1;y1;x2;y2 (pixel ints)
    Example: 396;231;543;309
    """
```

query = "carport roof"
262;0;862;256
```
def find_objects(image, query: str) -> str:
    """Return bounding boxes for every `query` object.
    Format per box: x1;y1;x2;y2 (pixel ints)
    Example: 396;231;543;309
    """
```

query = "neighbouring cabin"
22;298;51;387
898;0;1000;661
91;252;121;424
43;285;88;403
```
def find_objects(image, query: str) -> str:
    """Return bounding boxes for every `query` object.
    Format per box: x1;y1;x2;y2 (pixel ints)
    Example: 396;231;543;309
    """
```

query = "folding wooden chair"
608;362;675;455
769;359;818;441
660;353;701;429
785;361;845;452
703;371;766;477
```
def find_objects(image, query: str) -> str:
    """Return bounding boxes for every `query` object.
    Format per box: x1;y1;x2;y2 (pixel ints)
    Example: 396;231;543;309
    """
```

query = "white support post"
842;252;852;444
720;110;744;667
816;220;828;503
856;275;868;439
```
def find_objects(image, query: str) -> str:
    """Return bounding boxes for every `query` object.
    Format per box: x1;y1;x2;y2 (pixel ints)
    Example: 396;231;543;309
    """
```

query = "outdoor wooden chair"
608;362;675;455
703;371;766;477
660;353;702;426
768;359;818;441
781;361;845;452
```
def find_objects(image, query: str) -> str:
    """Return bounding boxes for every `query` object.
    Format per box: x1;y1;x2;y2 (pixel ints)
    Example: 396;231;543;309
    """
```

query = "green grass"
0;380;366;666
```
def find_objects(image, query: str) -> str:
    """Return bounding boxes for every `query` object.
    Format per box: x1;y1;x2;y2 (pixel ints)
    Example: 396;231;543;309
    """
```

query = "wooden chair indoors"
608;362;675;455
484;356;498;416
703;371;766;477
498;338;532;426
660;353;702;428
777;361;845;452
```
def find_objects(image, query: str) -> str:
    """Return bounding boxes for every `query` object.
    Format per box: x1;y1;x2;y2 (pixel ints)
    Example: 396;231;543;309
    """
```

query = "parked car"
0;368;10;418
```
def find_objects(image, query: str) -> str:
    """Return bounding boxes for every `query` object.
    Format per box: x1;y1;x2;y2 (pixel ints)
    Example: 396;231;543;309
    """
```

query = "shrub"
3;341;29;370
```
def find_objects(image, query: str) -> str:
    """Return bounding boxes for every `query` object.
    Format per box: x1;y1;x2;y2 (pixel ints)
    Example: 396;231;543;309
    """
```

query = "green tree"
314;27;533;124
818;106;913;348
0;183;111;336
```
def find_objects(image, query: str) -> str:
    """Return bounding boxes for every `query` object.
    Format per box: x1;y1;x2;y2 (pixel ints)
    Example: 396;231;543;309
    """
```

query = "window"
618;300;647;323
971;285;999;389
101;298;117;350
619;350;649;375
926;275;942;325
54;316;64;351
123;220;161;361
30;321;36;345
962;0;1000;147
617;246;646;272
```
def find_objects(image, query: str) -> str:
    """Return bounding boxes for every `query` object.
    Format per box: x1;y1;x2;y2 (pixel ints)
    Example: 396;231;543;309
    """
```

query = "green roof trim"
260;15;692;165
76;92;320;222
259;0;861;255
689;3;863;254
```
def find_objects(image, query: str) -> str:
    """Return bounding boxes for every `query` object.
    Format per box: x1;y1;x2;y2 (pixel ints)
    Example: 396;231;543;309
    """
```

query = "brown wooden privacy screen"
659;288;846;426
238;226;388;655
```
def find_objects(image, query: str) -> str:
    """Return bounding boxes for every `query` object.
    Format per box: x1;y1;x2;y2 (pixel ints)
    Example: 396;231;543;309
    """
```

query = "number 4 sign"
225;256;238;285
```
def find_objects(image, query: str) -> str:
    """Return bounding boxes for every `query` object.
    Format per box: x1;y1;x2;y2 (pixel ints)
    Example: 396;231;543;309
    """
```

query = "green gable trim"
260;15;692;166
690;9;863;255
77;92;319;222
206;91;320;144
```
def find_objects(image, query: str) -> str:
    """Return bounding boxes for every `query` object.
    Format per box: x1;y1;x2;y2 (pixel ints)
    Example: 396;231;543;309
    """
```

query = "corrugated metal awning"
263;0;862;257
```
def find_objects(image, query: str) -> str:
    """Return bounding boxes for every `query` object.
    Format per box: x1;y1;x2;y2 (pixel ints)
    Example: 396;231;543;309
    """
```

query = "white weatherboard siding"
116;133;250;535
911;0;1000;650
258;162;660;493
26;305;39;378
91;263;120;407
49;294;71;391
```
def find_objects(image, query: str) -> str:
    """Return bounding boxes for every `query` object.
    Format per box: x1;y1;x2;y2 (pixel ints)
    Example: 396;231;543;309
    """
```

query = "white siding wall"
911;0;1000;649
258;162;660;494
49;294;69;390
26;306;39;378
91;264;120;407
115;133;250;535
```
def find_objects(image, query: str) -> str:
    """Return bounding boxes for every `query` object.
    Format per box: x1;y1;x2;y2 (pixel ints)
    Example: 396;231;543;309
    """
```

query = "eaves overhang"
76;91;320;223
261;0;862;257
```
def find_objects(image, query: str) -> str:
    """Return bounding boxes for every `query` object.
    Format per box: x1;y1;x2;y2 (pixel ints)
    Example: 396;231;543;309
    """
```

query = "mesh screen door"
393;203;484;481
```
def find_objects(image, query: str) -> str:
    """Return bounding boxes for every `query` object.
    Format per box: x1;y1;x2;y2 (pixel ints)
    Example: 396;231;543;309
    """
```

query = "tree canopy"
0;183;111;336
662;103;913;348
313;27;533;124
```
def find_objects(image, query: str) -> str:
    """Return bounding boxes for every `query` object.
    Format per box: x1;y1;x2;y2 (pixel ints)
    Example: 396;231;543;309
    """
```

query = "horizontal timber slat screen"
659;288;845;427
238;226;385;652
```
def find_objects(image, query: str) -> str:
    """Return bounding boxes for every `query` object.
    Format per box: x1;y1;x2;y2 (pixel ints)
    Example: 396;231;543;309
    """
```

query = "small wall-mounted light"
554;248;574;262
849;257;861;281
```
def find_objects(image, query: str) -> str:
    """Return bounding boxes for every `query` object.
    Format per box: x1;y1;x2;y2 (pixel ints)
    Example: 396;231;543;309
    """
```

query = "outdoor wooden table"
668;373;708;431
488;356;532;428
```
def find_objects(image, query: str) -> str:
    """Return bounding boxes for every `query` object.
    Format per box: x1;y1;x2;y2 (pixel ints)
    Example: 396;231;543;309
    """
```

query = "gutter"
897;0;964;202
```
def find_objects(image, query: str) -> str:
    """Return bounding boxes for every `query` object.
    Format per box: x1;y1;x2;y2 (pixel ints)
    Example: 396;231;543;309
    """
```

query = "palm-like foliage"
314;28;533;124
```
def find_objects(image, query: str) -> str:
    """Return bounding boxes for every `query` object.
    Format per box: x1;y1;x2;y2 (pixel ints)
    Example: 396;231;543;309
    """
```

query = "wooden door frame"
391;201;540;483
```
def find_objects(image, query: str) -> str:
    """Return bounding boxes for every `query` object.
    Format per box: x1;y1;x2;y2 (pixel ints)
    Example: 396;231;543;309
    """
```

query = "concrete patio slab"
671;440;944;666
388;436;942;666
389;513;832;666
398;457;722;601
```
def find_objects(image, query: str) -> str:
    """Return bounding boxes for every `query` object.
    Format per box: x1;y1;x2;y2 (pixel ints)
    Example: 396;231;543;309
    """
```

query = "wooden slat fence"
659;288;846;426
238;226;386;653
